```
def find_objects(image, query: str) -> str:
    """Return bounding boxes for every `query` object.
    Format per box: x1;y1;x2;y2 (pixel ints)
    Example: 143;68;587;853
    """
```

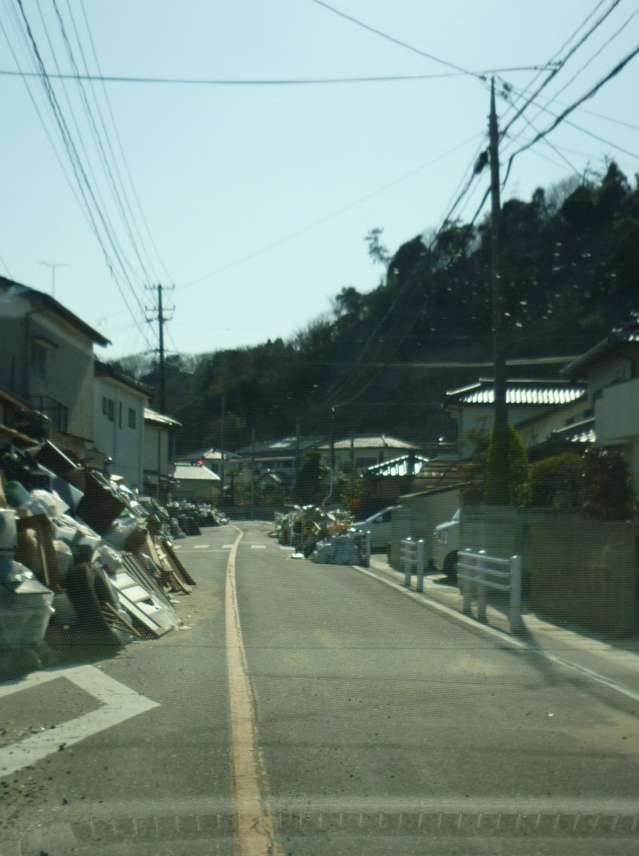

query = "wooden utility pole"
488;78;510;502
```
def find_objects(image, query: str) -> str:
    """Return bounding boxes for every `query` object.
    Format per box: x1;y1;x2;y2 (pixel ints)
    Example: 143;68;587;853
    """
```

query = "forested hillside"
115;161;639;456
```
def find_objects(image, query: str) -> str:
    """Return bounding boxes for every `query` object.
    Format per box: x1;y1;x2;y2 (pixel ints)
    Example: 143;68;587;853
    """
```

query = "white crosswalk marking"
0;666;159;776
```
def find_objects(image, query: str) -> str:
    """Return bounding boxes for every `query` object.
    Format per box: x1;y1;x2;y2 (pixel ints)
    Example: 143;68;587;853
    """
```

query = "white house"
93;360;150;491
563;318;639;489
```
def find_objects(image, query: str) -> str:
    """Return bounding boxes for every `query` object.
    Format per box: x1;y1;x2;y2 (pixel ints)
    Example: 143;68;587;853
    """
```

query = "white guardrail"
457;549;523;633
400;538;425;592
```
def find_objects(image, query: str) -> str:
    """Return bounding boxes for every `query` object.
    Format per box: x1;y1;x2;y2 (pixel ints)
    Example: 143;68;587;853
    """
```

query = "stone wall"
524;512;636;635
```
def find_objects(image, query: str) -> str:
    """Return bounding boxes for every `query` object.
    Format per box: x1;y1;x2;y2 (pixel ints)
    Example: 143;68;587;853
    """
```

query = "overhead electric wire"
181;131;485;290
52;0;159;287
536;5;639;112
77;0;174;285
324;9;639;420
12;0;154;349
500;0;624;138
500;4;639;164
502;42;639;188
321;181;493;412
307;0;487;81
501;81;639;164
35;0;150;295
0;66;550;85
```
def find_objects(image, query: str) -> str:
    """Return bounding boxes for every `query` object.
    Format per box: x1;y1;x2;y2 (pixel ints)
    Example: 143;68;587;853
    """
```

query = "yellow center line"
226;526;283;856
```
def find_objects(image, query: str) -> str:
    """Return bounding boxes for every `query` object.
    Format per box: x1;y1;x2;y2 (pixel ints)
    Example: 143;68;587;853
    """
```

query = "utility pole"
145;284;174;414
488;77;510;502
219;392;226;506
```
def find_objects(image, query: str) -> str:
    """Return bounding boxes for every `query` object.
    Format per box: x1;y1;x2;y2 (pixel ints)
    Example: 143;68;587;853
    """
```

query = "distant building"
171;462;220;503
93;360;150;490
144;407;181;501
318;434;420;474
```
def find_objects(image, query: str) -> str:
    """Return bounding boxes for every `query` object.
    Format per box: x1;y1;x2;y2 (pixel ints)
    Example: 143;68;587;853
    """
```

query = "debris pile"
0;441;196;677
273;505;358;562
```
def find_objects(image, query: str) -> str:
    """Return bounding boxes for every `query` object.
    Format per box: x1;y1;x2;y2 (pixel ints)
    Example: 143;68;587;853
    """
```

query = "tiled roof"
320;435;419;451
445;379;586;407
549;418;596;445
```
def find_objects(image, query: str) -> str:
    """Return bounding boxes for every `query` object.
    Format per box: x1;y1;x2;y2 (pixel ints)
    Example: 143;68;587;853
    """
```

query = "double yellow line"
225;527;283;856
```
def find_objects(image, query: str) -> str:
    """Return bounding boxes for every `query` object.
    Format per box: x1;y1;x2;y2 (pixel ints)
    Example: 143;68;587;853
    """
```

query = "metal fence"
457;549;523;633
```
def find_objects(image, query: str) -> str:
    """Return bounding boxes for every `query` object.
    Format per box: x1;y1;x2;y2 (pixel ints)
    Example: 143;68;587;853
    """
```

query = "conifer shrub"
483;423;530;506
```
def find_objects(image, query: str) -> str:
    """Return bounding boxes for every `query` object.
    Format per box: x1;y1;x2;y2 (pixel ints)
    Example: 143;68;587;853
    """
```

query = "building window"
102;396;115;422
30;343;47;382
128;407;136;429
119;402;123;428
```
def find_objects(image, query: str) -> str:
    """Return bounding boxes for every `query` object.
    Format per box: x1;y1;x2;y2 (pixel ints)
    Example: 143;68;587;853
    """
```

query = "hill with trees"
115;160;639;456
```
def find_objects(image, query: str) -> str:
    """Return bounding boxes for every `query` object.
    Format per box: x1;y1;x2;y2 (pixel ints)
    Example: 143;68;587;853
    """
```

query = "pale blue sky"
1;1;637;359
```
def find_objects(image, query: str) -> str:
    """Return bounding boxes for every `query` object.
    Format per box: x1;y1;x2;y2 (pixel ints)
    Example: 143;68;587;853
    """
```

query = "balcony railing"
29;395;68;434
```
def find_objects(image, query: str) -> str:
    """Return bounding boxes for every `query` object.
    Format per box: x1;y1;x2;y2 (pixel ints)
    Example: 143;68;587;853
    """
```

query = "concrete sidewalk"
360;552;639;706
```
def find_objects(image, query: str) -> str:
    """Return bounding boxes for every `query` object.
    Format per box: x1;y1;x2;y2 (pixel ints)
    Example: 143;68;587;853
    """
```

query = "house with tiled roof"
563;316;639;488
318;434;420;474
444;378;587;459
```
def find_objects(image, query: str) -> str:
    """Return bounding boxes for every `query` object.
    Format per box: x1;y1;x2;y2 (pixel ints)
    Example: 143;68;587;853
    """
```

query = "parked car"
351;505;400;551
433;508;461;577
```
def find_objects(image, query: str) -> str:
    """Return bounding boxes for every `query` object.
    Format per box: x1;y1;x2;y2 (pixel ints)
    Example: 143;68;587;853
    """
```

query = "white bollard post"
509;554;523;633
476;550;488;623
365;530;372;568
461;549;474;616
416;539;425;592
403;538;412;587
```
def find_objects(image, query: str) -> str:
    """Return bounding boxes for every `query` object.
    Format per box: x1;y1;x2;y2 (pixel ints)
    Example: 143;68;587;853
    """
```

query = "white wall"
94;376;146;489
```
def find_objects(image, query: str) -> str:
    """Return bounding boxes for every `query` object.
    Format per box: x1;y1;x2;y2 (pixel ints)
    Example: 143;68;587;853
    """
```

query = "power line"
500;0;624;138
76;0;174;285
0;66;551;86
181;132;485;289
11;0;154;348
307;0;487;81
503;42;639;184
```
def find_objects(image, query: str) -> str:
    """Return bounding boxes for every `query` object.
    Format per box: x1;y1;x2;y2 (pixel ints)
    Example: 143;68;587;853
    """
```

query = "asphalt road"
3;520;639;855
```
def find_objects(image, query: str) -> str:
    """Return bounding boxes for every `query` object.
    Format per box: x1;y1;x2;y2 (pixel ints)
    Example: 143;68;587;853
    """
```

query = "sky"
0;0;638;361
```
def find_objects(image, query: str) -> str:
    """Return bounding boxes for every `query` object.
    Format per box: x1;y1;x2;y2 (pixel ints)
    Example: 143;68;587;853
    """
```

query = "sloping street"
3;522;639;855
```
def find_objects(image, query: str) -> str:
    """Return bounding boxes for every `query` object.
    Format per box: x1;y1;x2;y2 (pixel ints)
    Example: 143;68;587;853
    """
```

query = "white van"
433;508;461;577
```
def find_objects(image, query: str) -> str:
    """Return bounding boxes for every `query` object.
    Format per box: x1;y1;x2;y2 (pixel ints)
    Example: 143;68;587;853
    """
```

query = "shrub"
582;445;636;520
483;423;530;506
529;453;583;510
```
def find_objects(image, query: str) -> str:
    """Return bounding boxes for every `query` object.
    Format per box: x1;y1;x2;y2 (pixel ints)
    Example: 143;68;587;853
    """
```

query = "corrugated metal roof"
144;407;181;427
446;380;586;407
174;463;220;481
